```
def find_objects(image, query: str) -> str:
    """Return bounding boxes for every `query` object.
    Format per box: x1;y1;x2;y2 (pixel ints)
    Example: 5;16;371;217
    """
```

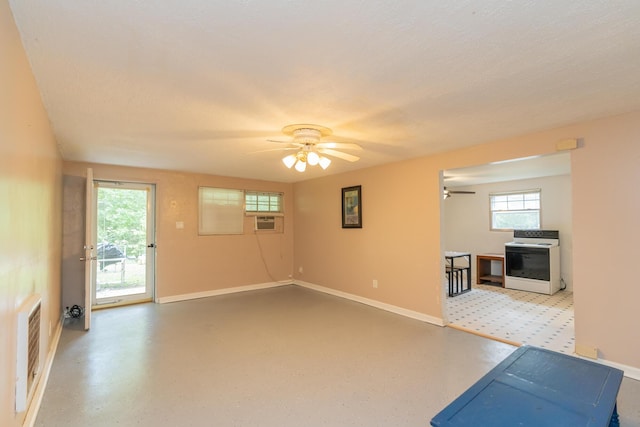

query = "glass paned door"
93;181;155;306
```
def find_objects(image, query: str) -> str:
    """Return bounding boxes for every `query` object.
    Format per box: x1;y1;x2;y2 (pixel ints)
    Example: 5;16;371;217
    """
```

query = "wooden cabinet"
476;253;504;286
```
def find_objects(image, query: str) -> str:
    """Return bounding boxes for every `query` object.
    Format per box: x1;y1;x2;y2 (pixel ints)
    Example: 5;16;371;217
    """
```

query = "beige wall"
293;133;560;318
63;162;295;300
294;111;640;369
293;159;441;315
571;113;640;364
1;1;63;425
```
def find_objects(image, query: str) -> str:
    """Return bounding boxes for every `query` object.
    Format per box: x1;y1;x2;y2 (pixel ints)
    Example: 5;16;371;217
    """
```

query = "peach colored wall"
294;110;640;369
63;162;294;299
293;159;441;315
293;136;560;317
570;113;640;364
1;1;63;425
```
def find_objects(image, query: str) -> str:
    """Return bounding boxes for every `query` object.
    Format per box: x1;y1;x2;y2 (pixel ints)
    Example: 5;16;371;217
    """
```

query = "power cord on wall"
560;278;567;291
253;231;281;283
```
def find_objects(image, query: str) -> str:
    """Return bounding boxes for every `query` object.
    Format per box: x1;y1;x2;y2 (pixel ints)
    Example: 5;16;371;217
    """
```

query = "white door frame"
84;168;95;330
91;180;156;307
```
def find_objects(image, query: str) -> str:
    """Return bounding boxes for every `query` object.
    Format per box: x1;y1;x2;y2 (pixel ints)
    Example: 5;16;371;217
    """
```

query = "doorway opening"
93;181;155;307
440;153;574;353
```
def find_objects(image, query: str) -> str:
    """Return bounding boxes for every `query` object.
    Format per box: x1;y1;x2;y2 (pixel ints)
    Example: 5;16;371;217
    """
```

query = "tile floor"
446;284;575;354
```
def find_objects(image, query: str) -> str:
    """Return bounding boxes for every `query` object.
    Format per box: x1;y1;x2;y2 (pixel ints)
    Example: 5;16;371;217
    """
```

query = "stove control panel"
513;230;559;240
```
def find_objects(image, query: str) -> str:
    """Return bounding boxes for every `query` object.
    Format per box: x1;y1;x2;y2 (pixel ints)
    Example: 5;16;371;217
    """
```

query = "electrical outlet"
373;279;378;288
298;266;303;274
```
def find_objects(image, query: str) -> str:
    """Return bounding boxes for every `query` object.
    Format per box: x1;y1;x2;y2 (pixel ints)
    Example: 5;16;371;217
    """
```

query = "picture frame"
341;185;362;228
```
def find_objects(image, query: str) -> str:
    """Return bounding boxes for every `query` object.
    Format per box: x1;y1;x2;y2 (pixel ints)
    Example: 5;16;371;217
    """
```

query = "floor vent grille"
16;294;41;413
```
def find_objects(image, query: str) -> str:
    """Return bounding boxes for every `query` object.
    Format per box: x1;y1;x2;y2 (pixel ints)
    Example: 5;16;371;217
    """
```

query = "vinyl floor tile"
446;284;575;353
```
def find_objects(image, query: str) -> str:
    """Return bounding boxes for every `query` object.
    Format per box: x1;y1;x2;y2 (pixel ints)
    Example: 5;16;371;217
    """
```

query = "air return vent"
255;216;276;231
16;294;41;412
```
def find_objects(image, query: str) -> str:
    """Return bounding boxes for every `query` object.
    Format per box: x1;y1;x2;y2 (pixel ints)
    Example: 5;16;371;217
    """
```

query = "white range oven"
505;230;561;295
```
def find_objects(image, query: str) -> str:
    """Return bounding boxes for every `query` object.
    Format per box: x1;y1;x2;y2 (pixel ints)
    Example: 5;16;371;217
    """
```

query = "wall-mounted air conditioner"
255;216;276;231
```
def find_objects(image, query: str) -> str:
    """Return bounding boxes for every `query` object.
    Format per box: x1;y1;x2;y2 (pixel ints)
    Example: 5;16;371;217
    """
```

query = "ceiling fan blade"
315;141;362;150
250;147;299;154
317;148;360;162
267;139;303;145
444;187;475;195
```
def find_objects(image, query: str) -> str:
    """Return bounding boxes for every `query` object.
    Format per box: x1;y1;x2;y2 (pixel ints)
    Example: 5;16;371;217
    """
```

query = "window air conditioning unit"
255;216;276;231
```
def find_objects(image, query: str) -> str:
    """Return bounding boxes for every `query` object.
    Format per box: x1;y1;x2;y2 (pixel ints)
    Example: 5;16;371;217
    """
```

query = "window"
490;190;541;231
198;187;244;235
245;191;283;215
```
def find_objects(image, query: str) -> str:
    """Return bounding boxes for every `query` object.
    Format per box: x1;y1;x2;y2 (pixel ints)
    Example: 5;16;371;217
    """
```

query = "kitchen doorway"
93;181;155;307
440;153;574;352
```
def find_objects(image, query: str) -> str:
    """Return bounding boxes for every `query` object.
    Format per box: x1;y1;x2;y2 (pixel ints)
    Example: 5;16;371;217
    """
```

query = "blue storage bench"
431;345;624;427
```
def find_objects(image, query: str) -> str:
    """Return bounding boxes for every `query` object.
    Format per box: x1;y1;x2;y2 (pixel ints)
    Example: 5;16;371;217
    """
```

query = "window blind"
198;187;244;235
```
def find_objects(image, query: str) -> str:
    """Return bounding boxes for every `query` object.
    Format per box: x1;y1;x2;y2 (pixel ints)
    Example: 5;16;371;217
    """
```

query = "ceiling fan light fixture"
318;156;331;169
306;151;320;166
282;154;297;168
294;159;307;172
273;124;360;173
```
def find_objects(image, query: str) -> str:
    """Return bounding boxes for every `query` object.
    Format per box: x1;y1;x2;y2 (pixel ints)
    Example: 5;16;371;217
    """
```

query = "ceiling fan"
266;124;362;172
443;187;476;199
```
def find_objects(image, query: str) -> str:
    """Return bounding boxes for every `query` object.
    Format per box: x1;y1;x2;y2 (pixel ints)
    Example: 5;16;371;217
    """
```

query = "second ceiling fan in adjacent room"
443;187;476;199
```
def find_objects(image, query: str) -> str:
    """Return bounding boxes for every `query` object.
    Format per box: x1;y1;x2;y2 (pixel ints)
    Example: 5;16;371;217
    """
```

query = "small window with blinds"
198;187;244;235
490;189;541;231
245;191;283;215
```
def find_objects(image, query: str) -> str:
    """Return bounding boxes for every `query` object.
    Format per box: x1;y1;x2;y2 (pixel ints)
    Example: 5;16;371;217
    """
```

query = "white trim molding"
294;280;445;326
156;281;292;304
595;357;640;381
139;280;640;381
157;279;445;326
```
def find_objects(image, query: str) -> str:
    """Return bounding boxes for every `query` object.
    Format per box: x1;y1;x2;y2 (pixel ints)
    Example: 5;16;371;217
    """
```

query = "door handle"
79;256;97;261
147;243;156;248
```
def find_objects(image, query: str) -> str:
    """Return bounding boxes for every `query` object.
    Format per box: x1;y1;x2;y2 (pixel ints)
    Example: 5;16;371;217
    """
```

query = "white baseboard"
22;314;64;427
156;281;292;304
596;357;640;381
25;282;640;427
160;280;640;380
294;280;445;326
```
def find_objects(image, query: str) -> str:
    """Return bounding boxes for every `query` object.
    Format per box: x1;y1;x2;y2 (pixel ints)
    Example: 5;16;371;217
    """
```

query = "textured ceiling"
9;1;640;183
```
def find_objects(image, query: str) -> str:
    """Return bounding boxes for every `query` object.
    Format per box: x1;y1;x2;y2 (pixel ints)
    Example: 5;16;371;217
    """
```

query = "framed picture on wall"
342;185;362;228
